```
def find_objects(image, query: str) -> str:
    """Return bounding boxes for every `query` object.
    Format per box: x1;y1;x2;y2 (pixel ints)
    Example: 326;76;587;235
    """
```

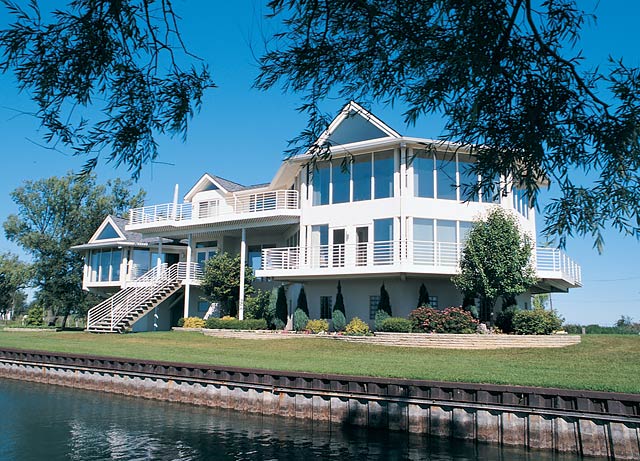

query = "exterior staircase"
87;262;198;333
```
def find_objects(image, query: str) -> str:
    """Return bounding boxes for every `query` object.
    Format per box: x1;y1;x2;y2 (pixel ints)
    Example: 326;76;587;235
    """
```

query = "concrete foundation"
0;351;638;459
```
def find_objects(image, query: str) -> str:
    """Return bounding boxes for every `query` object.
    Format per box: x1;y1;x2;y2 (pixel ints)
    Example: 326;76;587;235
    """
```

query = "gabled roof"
315;101;401;148
184;173;270;202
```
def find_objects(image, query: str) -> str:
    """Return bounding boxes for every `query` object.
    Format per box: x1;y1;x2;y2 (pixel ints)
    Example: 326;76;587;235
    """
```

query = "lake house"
75;102;581;332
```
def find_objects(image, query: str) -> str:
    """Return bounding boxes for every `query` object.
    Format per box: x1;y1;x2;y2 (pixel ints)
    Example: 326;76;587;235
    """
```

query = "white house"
77;102;581;332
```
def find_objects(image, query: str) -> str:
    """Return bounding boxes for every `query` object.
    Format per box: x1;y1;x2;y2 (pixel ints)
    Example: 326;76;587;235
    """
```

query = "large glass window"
437;220;457;243
482;177;501;204
436;153;458;200
458;160;479;202
311;224;329;268
413;218;434;265
353;155;372;201
111;249;121;280
312;162;330;206
373;218;394;264
459;222;474;244
132;249;151;277
374;150;394;199
413;150;435;198
332;162;350;204
89;248;122;282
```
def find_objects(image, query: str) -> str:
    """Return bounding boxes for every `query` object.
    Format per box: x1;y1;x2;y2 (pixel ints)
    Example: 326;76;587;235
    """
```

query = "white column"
157;237;163;269
184;234;193;318
238;227;247;320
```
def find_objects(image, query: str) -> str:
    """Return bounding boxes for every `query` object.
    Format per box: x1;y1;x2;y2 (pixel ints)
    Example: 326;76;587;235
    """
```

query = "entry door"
332;228;346;267
356;227;369;266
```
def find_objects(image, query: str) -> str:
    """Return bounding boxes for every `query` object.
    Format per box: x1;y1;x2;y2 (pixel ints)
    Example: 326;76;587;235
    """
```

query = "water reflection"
0;378;589;460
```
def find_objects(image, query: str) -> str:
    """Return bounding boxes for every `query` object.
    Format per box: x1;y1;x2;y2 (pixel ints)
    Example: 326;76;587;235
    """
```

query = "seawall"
0;347;638;459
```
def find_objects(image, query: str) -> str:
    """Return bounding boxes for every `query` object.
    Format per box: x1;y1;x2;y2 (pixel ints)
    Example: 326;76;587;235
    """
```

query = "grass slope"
0;331;637;393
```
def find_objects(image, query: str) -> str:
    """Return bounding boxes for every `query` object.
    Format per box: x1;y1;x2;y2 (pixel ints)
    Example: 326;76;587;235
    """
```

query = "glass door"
332;228;345;267
356;227;369;266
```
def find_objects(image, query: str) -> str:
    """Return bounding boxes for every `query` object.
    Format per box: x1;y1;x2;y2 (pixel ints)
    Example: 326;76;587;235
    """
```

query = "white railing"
535;247;582;285
261;242;582;285
128;190;299;226
86;262;203;332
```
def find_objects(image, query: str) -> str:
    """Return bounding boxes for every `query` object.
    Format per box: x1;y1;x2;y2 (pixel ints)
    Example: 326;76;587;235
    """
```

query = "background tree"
453;208;537;323
275;285;288;329
3;173;145;327
258;0;640;248
417;283;430;308
0;252;30;320
201;252;255;318
0;0;214;178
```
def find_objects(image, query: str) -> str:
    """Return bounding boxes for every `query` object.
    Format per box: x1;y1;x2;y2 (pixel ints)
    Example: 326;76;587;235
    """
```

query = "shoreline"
1;347;638;459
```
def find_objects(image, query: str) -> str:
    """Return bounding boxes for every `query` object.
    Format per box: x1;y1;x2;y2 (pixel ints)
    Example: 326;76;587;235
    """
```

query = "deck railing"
261;242;582;285
128;190;299;226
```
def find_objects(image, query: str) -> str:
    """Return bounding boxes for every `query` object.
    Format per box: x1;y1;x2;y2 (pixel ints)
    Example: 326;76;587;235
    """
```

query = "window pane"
436;154;457;200
100;250;110;282
353;155;371;201
374;218;393;242
458;160;479;202
312;162;330;206
132;250;150;276
459;222;474;244
413;150;434;198
482;178;501;204
111;249;121;280
437;220;457;243
413;218;434;265
90;251;99;282
332;162;350;204
374;150;394;199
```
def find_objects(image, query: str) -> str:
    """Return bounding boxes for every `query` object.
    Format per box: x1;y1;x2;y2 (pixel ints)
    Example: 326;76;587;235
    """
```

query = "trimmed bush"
182;317;205;328
296;287;309;316
345;317;370;336
408;307;478;333
176;318;185;327
332;309;346;332
377;284;392;315
495;308;517;334
512;308;563;335
417;283;430;308
205;317;268;330
293;308;310;331
379;317;413;332
374;309;390;331
409;306;443;333
25;305;44;327
306;319;329;333
275;285;288;329
441;307;478;334
334;281;345;315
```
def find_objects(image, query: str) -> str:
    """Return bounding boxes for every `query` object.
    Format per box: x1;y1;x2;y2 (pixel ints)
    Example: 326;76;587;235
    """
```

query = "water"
0;378;589;460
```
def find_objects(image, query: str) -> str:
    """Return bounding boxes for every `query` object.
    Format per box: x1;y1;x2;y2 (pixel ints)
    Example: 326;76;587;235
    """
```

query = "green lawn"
0;331;638;394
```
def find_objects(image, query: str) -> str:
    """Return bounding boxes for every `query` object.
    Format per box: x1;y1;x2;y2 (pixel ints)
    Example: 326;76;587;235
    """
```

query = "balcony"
257;241;582;289
127;190;299;230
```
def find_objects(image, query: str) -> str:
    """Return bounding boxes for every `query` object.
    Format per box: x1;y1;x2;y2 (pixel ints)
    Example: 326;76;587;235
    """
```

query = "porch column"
157;237;163;270
184;234;193;318
238;227;247;320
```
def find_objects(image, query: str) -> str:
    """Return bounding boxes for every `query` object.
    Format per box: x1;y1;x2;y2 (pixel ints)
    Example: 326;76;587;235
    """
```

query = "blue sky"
0;1;638;324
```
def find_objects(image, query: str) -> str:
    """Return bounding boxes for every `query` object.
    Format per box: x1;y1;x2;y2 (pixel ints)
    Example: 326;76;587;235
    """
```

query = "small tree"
296;286;309;316
201;252;255;317
377;283;392;316
453;208;537;323
417;283;430;308
333;281;345;315
275;285;288;329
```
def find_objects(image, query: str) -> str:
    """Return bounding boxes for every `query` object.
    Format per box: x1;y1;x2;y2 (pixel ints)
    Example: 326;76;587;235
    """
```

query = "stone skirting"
181;328;582;349
0;348;637;459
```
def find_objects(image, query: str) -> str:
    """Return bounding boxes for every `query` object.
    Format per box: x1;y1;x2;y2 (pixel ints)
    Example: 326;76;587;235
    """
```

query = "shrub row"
205;317;268;330
378;316;413;333
563;324;640;335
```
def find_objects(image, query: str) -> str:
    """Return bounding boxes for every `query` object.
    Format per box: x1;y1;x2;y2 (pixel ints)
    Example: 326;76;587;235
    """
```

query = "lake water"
0;378;590;460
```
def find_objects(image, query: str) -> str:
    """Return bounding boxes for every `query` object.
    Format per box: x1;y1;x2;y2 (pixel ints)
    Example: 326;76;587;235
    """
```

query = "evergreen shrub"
512;308;563;335
345;317;370;335
205;318;267;330
182;317;205;328
379;317;413;332
305;319;329;333
293;308;310;331
332;309;346;332
374;309;390;331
